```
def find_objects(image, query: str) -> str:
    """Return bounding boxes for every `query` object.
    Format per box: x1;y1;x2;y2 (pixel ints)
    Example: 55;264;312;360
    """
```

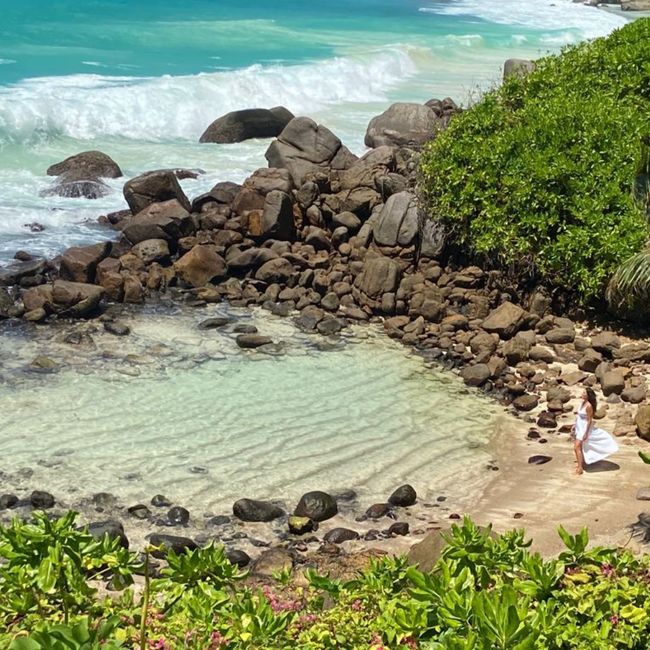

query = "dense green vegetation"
1;513;650;649
420;19;650;304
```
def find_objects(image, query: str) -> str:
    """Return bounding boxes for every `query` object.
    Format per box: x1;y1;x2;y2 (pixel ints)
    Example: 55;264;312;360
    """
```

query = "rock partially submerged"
200;107;294;144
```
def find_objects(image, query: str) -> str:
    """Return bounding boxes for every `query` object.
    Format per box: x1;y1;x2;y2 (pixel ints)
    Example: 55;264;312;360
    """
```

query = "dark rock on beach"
167;506;190;526
200;107;294;144
0;494;19;510
147;533;198;558
87;521;129;549
30;490;55;509
233;498;285;522
123;170;192;215
294;491;338;522
388;484;417;507
47;151;122;179
323;528;360;544
365;102;442;148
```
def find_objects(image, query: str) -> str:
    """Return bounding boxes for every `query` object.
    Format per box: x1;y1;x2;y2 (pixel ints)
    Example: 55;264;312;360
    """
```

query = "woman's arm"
585;403;593;440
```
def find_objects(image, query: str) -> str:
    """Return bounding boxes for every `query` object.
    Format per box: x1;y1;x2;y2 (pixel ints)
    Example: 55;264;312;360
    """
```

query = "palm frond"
606;245;650;314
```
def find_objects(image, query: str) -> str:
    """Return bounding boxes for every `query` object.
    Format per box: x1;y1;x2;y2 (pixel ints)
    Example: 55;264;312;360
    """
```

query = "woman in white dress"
573;387;619;475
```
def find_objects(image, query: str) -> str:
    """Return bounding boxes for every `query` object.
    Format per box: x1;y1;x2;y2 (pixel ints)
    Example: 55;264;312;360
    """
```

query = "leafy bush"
1;514;650;648
420;19;650;302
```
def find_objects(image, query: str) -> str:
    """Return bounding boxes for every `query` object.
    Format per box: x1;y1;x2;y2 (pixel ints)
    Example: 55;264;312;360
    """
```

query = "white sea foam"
420;0;627;39
0;46;417;145
0;59;16;65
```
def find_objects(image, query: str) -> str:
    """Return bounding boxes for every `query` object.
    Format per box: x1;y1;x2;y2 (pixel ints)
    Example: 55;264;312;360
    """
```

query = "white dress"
575;403;618;465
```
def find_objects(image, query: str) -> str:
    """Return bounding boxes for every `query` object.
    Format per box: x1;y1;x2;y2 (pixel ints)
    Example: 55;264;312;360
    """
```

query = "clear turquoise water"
0;0;628;260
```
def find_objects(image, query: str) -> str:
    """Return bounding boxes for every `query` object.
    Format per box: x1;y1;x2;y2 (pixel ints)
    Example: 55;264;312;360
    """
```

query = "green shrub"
420;18;650;302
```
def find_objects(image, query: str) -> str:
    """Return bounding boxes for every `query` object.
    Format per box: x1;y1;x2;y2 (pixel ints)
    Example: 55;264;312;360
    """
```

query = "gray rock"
388;484;417;507
121;199;193;245
636;488;650;501
265;117;354;185
87;521;129;549
503;59;536;81
481;302;526;339
47;151;122;178
365;102;441;148
147;533;197;558
461;364;490;387
167;506;190;526
260;190;295;241
236;334;273;349
545;328;575;345
354;255;401;299
601;371;625;397
233;498;285;522
294;491;338;522
199;107;294;144
30;490;55;509
373;191;418;247
528;455;552;465
226;549;251;567
323;528;359;544
123;170;191;215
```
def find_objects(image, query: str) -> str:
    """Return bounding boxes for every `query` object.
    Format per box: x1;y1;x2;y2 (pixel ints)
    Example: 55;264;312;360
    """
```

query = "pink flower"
148;638;169;650
351;599;363;611
610;615;619;627
601;563;615;578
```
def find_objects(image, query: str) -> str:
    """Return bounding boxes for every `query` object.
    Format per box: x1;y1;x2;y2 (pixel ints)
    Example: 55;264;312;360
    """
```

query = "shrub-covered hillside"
420;18;650;304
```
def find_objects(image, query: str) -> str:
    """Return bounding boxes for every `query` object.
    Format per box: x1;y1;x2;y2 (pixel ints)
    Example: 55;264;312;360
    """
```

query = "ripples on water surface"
0;306;500;511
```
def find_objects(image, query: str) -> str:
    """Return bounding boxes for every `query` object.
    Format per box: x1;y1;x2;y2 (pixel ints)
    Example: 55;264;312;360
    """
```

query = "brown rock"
461;364;490;387
174;245;227;287
60;242;111;284
481;302;526;339
132;239;170;265
634;404;650;441
123;170;191;215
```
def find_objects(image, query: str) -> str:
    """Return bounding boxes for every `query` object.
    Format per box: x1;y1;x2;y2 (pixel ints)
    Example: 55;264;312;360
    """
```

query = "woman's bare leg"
573;441;584;475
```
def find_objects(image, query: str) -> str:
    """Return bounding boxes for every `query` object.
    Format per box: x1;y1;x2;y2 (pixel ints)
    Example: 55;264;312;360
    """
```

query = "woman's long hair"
585;387;598;413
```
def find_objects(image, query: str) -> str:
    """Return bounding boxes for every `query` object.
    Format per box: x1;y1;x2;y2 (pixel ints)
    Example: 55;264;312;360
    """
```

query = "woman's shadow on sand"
585;460;620;473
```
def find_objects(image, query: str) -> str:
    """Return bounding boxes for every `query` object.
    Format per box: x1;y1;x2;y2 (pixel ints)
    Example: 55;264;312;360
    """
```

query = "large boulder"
354;255;402;299
227;247;279;273
232;498;285;522
260;190;295;240
503;59;536;81
621;0;650;10
23;280;104;317
265;117;357;186
294;491;338;523
199;107;294;144
173;245;227;287
121;199;194;245
47;151;122;179
373;191;418;247
481;302;526;339
40;178;111;200
364;103;441;148
192;181;241;212
0;259;46;287
59;242;111;284
123;170;191;215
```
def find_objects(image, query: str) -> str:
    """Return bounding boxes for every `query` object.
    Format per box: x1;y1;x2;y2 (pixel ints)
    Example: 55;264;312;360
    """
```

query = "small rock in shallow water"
151;494;172;508
528;455;552;465
233;324;258;334
198;317;231;329
236;334;273;349
388;484;417;507
28;356;59;373
387;522;410;536
167;506;190;526
233;498;285;522
365;503;392;520
189;466;208;475
323;527;360;544
104;321;130;336
0;494;18;510
208;515;231;526
127;504;151;520
92;493;118;509
288;516;316;535
30;490;55;509
294;491;338;522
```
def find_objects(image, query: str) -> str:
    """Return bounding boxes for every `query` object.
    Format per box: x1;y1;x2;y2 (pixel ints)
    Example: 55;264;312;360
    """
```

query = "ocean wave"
0;46;418;145
0;59;16;65
419;0;627;39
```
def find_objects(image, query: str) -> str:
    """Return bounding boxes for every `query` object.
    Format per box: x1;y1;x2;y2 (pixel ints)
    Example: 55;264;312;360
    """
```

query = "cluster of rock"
0;484;420;571
581;0;650;10
3;97;650;444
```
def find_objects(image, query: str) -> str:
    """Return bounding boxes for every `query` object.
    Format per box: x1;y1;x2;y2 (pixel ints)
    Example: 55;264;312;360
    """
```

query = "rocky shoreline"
2;70;650;572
